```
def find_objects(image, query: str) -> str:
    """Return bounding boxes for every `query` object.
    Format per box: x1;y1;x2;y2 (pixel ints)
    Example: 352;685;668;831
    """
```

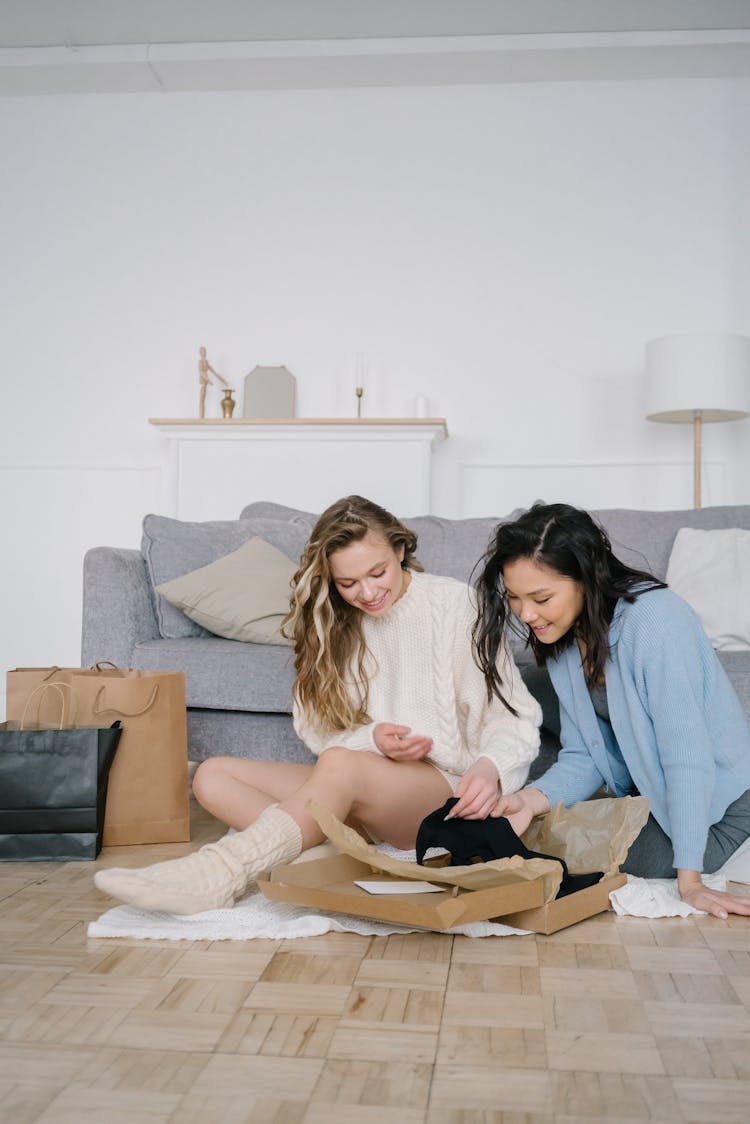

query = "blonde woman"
95;495;542;915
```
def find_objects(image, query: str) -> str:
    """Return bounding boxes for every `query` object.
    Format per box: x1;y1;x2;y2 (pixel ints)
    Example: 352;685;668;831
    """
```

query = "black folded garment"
416;797;603;899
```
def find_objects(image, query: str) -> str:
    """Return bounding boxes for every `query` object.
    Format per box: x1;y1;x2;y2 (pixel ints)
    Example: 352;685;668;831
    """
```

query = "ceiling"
2;0;750;94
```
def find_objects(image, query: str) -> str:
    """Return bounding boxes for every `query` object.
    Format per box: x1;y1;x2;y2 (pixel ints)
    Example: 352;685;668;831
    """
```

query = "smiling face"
502;556;585;645
328;532;409;617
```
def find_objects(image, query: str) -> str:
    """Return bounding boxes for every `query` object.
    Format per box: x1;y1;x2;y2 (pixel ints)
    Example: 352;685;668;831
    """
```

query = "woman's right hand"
489;787;551;837
374;723;433;762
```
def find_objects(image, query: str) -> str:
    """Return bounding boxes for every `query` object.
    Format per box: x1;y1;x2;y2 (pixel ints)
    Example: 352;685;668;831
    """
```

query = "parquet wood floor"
1;788;749;1123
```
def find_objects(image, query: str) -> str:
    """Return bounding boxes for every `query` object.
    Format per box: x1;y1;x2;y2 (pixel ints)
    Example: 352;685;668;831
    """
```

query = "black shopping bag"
0;683;122;861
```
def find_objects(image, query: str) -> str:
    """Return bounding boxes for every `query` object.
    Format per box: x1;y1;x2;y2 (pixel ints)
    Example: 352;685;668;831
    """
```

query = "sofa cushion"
155;537;296;645
407;515;514;582
240;501;316;524
593;505;750;581
666;528;750;652
142;513;314;639
240;502;519;584
132;636;296;711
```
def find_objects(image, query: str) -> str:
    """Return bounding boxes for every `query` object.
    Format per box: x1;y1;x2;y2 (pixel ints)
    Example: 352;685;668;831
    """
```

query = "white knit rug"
87;888;530;941
88;841;529;941
88;837;750;941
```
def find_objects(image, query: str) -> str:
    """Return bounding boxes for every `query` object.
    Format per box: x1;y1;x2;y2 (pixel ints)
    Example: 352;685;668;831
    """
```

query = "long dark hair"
472;503;665;700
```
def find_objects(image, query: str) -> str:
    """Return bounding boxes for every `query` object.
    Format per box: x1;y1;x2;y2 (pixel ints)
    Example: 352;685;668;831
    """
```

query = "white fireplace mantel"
149;418;448;521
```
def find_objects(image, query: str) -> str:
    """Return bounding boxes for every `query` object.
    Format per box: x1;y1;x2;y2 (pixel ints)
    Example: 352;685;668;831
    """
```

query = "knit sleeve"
456;593;542;794
618;591;719;871
292;696;379;757
532;690;609;806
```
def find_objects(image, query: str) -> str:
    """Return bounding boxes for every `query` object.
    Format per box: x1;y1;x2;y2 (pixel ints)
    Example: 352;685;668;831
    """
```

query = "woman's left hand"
446;758;501;820
677;870;750;919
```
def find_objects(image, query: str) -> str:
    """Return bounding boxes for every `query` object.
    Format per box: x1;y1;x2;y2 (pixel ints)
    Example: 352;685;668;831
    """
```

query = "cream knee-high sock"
94;804;303;915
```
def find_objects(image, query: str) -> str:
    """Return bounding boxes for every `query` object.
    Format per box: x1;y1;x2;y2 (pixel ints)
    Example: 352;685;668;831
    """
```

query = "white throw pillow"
666;527;750;652
156;537;296;645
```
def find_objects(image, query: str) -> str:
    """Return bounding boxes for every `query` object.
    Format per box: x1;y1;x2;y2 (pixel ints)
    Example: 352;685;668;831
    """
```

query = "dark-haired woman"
473;503;750;920
95;495;541;915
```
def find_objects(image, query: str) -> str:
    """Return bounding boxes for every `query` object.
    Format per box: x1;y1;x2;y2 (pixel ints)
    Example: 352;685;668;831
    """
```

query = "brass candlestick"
355;387;363;418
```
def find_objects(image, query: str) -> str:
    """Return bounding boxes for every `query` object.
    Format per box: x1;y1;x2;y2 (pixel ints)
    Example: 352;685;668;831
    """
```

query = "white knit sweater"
293;571;542;794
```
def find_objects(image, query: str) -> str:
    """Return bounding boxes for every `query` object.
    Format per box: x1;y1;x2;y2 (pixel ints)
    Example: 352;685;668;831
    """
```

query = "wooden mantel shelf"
149;417;448;435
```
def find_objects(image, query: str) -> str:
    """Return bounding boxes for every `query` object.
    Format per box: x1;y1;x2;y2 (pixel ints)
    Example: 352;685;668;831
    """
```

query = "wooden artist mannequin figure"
198;346;229;418
93;495;543;916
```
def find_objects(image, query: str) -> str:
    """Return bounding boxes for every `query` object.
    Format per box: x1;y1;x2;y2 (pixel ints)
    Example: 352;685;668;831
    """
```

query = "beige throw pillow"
156;537;296;645
666;527;750;652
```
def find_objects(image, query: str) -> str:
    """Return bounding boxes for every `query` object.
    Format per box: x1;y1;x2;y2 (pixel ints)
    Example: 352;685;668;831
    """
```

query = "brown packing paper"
521;794;651;877
6;667;190;846
259;796;646;934
309;796;649;904
308;800;565;899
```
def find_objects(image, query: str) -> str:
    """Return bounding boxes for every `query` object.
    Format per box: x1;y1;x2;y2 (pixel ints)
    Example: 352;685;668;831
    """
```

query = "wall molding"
3;28;749;95
459;458;727;516
0;462;162;473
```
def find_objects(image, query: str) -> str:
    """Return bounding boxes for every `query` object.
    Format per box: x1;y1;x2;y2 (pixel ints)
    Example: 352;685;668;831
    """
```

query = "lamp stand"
693;410;702;509
645;335;750;510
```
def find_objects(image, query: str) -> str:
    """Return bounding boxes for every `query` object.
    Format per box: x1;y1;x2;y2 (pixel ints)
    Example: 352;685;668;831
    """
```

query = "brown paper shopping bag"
6;667;190;846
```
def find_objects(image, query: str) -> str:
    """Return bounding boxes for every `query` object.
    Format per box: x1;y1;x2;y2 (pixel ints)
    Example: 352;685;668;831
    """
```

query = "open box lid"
308;800;564;900
306;794;650;906
259;797;648;933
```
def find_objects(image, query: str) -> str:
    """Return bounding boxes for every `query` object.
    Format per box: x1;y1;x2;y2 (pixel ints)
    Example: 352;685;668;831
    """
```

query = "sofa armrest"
81;547;160;667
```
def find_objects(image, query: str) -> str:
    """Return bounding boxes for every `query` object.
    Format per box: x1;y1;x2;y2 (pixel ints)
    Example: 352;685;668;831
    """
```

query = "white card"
353;879;445;895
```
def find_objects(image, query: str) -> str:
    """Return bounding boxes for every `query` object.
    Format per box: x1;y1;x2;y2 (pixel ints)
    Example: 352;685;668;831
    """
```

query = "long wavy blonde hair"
282;495;422;733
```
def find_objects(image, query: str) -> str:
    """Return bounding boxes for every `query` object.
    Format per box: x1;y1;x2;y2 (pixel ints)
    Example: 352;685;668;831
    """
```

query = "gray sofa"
82;501;750;781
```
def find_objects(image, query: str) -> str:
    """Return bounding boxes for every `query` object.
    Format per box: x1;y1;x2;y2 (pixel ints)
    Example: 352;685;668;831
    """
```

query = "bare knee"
192;757;233;806
312;746;375;798
314;745;360;775
315;745;350;761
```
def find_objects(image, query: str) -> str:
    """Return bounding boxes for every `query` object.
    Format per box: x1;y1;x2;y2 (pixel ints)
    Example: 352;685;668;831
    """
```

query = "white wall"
2;78;749;713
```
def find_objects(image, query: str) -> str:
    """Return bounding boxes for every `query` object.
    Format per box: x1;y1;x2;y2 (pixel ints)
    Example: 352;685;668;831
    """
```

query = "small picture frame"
242;366;296;418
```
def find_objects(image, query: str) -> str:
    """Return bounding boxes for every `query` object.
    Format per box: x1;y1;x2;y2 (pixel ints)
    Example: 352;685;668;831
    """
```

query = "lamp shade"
644;333;750;423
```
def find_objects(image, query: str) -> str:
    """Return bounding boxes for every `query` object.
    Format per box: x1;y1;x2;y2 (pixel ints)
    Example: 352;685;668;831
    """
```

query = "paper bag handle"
92;682;159;718
20;682;72;730
94;661;121;671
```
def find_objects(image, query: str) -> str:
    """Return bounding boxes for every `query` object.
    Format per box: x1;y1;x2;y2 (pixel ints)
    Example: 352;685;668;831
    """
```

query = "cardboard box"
257;801;635;934
258;851;548;931
497;872;626;934
259;853;626;934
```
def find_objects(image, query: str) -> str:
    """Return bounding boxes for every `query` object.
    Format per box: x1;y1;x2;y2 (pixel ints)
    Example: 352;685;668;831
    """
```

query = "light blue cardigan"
534;588;750;872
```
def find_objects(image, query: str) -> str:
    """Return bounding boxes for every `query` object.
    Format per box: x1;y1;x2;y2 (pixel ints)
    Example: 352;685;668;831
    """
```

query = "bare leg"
192;758;315;829
94;750;452;913
279;747;452;850
193;752;452;850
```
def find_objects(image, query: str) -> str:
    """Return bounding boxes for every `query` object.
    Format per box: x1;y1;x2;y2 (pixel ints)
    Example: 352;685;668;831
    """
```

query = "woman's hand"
489;787;551;837
446;758;501;820
374;723;433;762
677;870;750;919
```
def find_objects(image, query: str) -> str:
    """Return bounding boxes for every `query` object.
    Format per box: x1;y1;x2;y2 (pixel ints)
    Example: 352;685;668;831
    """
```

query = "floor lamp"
644;333;750;508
